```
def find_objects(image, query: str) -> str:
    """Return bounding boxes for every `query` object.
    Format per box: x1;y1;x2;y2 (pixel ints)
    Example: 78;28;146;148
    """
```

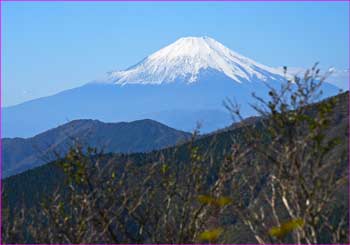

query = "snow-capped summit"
108;36;286;85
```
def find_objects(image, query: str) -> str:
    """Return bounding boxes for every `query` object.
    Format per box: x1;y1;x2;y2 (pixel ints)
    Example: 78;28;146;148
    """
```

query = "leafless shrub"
2;65;348;244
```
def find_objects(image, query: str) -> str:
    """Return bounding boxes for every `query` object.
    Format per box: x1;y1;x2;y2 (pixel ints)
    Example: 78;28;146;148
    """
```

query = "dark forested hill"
3;119;191;177
3;92;348;213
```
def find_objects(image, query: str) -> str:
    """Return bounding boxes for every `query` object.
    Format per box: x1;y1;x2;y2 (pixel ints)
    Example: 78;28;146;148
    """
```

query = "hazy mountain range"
3;36;340;138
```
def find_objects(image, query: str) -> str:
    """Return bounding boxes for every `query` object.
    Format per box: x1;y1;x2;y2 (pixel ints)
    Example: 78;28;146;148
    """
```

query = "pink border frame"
0;0;349;1
0;0;349;244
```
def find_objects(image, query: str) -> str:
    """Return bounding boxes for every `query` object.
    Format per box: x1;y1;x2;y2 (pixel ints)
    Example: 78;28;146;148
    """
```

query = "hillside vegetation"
2;68;349;244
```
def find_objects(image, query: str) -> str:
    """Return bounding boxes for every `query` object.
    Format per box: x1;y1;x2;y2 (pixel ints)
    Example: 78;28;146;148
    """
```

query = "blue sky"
2;2;349;106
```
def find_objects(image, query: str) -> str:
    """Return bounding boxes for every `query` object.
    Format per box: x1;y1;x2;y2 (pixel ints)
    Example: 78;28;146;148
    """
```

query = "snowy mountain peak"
108;36;286;85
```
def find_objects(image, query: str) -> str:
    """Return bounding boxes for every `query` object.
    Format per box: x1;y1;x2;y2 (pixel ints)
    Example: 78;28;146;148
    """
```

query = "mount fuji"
3;37;340;138
107;36;286;85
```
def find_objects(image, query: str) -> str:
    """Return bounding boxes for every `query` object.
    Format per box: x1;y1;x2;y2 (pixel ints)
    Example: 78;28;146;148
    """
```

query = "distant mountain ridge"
3;119;190;178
